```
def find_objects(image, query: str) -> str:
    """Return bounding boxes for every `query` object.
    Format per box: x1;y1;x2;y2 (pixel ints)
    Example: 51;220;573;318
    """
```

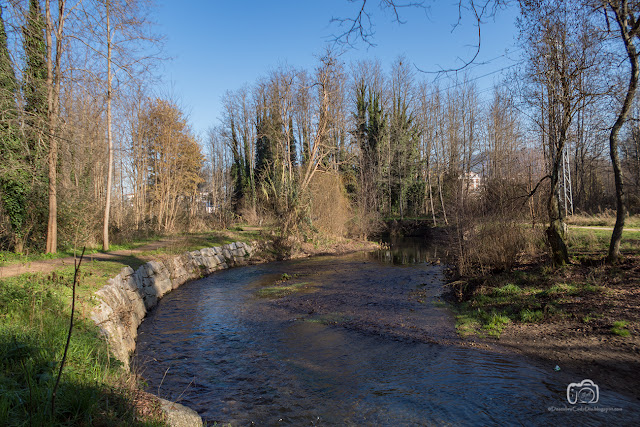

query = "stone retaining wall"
90;241;253;370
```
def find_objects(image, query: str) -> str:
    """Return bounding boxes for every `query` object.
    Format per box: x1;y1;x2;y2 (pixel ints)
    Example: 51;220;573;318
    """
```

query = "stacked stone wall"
90;241;253;369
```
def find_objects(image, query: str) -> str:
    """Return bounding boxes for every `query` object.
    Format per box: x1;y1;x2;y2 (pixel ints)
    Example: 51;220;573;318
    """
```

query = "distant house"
459;171;483;192
124;193;135;206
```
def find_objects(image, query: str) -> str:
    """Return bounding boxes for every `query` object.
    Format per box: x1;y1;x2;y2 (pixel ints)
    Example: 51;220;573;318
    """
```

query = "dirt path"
0;237;185;279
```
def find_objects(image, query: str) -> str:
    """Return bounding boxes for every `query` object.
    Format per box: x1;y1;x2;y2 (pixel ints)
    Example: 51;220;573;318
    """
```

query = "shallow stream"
134;239;640;425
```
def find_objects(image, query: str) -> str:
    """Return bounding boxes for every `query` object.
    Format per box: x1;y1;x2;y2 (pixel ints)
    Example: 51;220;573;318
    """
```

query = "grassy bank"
0;271;165;426
451;268;611;338
449;224;639;339
566;212;640;228
0;226;264;268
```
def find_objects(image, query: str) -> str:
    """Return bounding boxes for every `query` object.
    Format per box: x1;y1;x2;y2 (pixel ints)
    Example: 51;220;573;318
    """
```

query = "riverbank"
0;229;379;426
446;250;640;400
0;228;264;279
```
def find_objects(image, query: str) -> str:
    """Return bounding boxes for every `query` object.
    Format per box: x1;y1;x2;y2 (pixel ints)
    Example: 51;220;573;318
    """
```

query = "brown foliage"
308;171;351;237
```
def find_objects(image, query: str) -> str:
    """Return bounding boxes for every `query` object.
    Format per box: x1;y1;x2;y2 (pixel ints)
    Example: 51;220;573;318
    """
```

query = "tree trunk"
437;172;448;225
607;3;638;264
427;168;436;227
103;0;113;251
547;181;569;265
45;0;65;254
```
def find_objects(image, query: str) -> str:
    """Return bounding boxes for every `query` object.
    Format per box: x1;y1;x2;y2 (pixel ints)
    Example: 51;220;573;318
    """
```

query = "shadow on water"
133;242;640;426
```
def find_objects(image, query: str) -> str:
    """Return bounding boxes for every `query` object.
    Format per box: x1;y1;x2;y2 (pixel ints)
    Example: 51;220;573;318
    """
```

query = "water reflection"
370;235;445;265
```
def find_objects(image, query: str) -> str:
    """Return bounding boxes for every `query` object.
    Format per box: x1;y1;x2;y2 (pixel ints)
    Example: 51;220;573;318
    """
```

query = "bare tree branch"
332;0;505;74
330;0;426;47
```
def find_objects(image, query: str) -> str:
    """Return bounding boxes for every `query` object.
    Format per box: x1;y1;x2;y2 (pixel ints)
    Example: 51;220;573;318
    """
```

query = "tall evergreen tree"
22;0;47;148
0;5;16;122
0;5;29;252
354;82;386;216
389;95;421;218
254;115;274;187
229;116;247;212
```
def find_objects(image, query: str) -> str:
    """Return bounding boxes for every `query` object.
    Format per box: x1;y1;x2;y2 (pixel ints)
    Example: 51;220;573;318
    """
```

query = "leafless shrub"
308;172;352;237
451;175;545;276
464;220;542;275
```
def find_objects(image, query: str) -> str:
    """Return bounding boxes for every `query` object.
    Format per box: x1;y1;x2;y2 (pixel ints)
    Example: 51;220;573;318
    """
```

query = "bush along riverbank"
445;250;640;399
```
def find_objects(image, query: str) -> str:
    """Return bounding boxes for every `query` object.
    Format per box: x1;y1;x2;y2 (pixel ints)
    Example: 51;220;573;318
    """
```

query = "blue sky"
154;1;521;138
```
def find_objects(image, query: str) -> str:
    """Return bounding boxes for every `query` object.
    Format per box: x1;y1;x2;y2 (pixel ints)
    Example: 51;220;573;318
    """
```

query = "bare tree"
103;0;114;250
601;0;640;263
44;0;67;253
332;0;505;73
518;0;606;265
78;0;161;250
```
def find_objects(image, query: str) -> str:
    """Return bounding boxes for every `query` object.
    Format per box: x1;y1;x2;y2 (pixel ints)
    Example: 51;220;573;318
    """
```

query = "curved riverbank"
133;248;640;425
90;237;379;425
90;242;254;427
90;241;254;370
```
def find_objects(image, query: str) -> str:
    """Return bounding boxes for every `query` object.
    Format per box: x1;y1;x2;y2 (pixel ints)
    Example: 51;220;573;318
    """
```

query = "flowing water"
134;239;639;425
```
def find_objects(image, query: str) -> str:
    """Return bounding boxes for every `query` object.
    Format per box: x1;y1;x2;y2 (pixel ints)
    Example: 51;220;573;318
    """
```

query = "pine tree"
254;111;276;185
389;95;421;218
229;116;246;211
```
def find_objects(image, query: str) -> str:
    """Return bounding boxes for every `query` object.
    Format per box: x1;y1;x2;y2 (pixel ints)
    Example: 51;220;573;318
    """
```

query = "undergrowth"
0;273;165;426
450;272;606;339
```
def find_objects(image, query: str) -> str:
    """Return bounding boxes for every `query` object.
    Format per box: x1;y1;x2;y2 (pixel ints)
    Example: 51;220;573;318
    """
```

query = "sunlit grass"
566;213;640;228
567;227;640;254
1;227;267;270
611;320;631;337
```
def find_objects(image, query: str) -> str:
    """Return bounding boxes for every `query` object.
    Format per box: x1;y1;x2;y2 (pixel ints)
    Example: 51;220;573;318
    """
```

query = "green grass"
481;311;511;337
451;261;615;339
451;278;594;338
543;283;579;297
0;273;165;426
611;320;631;337
305;312;351;325
567;227;640;254
1;228;267;268
455;312;482;338
0;249;87;266
520;308;544;323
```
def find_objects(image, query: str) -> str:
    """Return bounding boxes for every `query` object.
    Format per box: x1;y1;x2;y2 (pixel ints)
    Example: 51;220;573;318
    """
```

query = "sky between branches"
155;0;520;138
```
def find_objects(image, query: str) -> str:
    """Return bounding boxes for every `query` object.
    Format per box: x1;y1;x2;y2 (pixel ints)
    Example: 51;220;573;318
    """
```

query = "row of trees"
211;0;640;267
0;0;205;253
1;0;639;267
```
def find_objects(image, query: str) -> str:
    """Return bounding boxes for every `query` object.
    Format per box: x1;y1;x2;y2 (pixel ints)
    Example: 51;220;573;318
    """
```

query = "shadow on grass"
83;254;148;271
0;279;164;426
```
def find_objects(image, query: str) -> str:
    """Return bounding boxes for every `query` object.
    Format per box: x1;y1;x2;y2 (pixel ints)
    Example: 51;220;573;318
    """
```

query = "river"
133;239;639;425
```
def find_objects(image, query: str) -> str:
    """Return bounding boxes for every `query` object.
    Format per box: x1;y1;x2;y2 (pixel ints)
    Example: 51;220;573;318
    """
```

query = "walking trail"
0;237;186;279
